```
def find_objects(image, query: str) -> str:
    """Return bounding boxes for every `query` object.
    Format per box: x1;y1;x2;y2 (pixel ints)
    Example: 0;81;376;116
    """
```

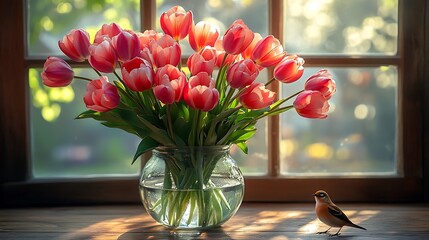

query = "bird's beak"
312;193;316;196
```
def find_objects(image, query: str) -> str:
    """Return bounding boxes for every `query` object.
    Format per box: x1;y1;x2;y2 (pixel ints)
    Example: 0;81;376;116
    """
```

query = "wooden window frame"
0;0;428;206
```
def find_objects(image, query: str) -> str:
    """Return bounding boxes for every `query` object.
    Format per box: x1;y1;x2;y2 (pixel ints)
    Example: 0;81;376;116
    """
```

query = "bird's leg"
317;227;331;234
329;227;343;237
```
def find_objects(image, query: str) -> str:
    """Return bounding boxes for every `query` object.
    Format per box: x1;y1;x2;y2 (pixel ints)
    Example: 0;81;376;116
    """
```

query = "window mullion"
140;0;156;32
267;0;284;177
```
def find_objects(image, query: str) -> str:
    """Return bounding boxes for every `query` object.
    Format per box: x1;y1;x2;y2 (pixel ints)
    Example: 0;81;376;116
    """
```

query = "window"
1;0;427;205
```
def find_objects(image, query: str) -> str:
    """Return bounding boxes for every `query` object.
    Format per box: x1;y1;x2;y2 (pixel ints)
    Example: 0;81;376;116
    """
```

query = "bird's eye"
319;193;325;197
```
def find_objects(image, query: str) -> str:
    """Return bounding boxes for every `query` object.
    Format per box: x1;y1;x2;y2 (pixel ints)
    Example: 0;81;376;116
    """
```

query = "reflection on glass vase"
139;145;245;230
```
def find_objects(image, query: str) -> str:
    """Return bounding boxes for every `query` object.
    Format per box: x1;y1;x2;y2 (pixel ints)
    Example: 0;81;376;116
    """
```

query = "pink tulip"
222;20;254;55
214;38;238;68
139;47;155;67
241;33;262;60
184;72;219;111
138;30;163;49
240;82;276;110
94;23;123;43
160;6;193;41
112;30;140;62
88;39;118;73
58;29;90;62
293;90;329;119
187;46;216;75
41;57;74;87
274;55;305;83
251;35;286;68
304;70;336;100
83;76;120;112
227;59;259;89
153;64;186;104
121;57;154;92
150;35;181;68
189;21;220;52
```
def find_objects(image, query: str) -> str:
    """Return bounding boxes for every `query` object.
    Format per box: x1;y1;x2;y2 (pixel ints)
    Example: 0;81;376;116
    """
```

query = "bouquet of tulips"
41;6;336;228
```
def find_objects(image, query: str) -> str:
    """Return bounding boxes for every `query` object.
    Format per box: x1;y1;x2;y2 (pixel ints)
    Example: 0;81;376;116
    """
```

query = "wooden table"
1;203;428;239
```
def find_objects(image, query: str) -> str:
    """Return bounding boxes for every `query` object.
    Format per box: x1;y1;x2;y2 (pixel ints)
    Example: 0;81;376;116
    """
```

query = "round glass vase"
139;145;245;230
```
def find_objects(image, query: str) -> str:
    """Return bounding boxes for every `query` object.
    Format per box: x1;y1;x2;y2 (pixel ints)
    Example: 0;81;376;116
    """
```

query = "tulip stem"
74;76;92;81
265;77;276;87
215;53;229;90
222;87;236;110
227;88;246;106
113;70;123;82
167;105;175;143
91;67;102;77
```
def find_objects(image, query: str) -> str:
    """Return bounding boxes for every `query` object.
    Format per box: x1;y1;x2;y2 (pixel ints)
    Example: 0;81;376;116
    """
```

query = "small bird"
313;190;366;236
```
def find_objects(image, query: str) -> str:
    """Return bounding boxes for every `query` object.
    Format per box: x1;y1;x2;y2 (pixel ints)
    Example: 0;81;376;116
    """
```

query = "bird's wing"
327;204;353;223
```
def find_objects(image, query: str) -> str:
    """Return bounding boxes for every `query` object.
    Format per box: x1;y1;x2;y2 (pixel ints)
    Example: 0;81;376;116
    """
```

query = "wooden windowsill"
1;203;428;239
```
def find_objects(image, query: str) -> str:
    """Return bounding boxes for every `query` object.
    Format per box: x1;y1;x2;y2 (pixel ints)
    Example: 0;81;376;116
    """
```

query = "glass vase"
139;145;245;230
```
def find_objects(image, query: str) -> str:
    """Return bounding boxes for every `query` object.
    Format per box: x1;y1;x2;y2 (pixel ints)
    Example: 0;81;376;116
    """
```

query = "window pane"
283;0;398;55
280;67;397;175
156;0;269;56
230;120;268;176
29;68;140;178
27;0;140;57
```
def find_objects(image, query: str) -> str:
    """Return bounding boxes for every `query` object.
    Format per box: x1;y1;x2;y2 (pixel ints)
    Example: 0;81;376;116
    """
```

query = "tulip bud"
112;30;140;62
251;35;286;68
58;29;90;62
240;82;276;110
293;90;329;119
304;70;336;100
88;39;118;73
121;57;154;91
41;57;74;87
153;64;186;104
94;22;123;44
274;55;305;83
187;46;216;75
150;35;181;68
184;72;219;111
160;6;193;41
189;21;220;52
227;59;259;89
222;20;254;55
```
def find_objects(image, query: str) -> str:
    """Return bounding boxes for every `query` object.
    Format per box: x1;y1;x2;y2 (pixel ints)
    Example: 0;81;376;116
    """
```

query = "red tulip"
41;57;74;87
304;70;336;100
187;46;216;75
58;29;90;62
94;22;123;43
293;90;329;119
251;35;286;68
121;57;154;92
241;33;262;60
184;72;219;111
150;35;181;68
214;38;238;68
240;82;276;110
189;21;220;52
274;55;305;83
83;76;120;112
153;64;186;104
112;30;140;62
222;20;254;55
160;6;193;41
227;59;259;89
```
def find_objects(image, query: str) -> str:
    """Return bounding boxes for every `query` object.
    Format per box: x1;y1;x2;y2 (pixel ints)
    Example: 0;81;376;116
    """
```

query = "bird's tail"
348;223;367;230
